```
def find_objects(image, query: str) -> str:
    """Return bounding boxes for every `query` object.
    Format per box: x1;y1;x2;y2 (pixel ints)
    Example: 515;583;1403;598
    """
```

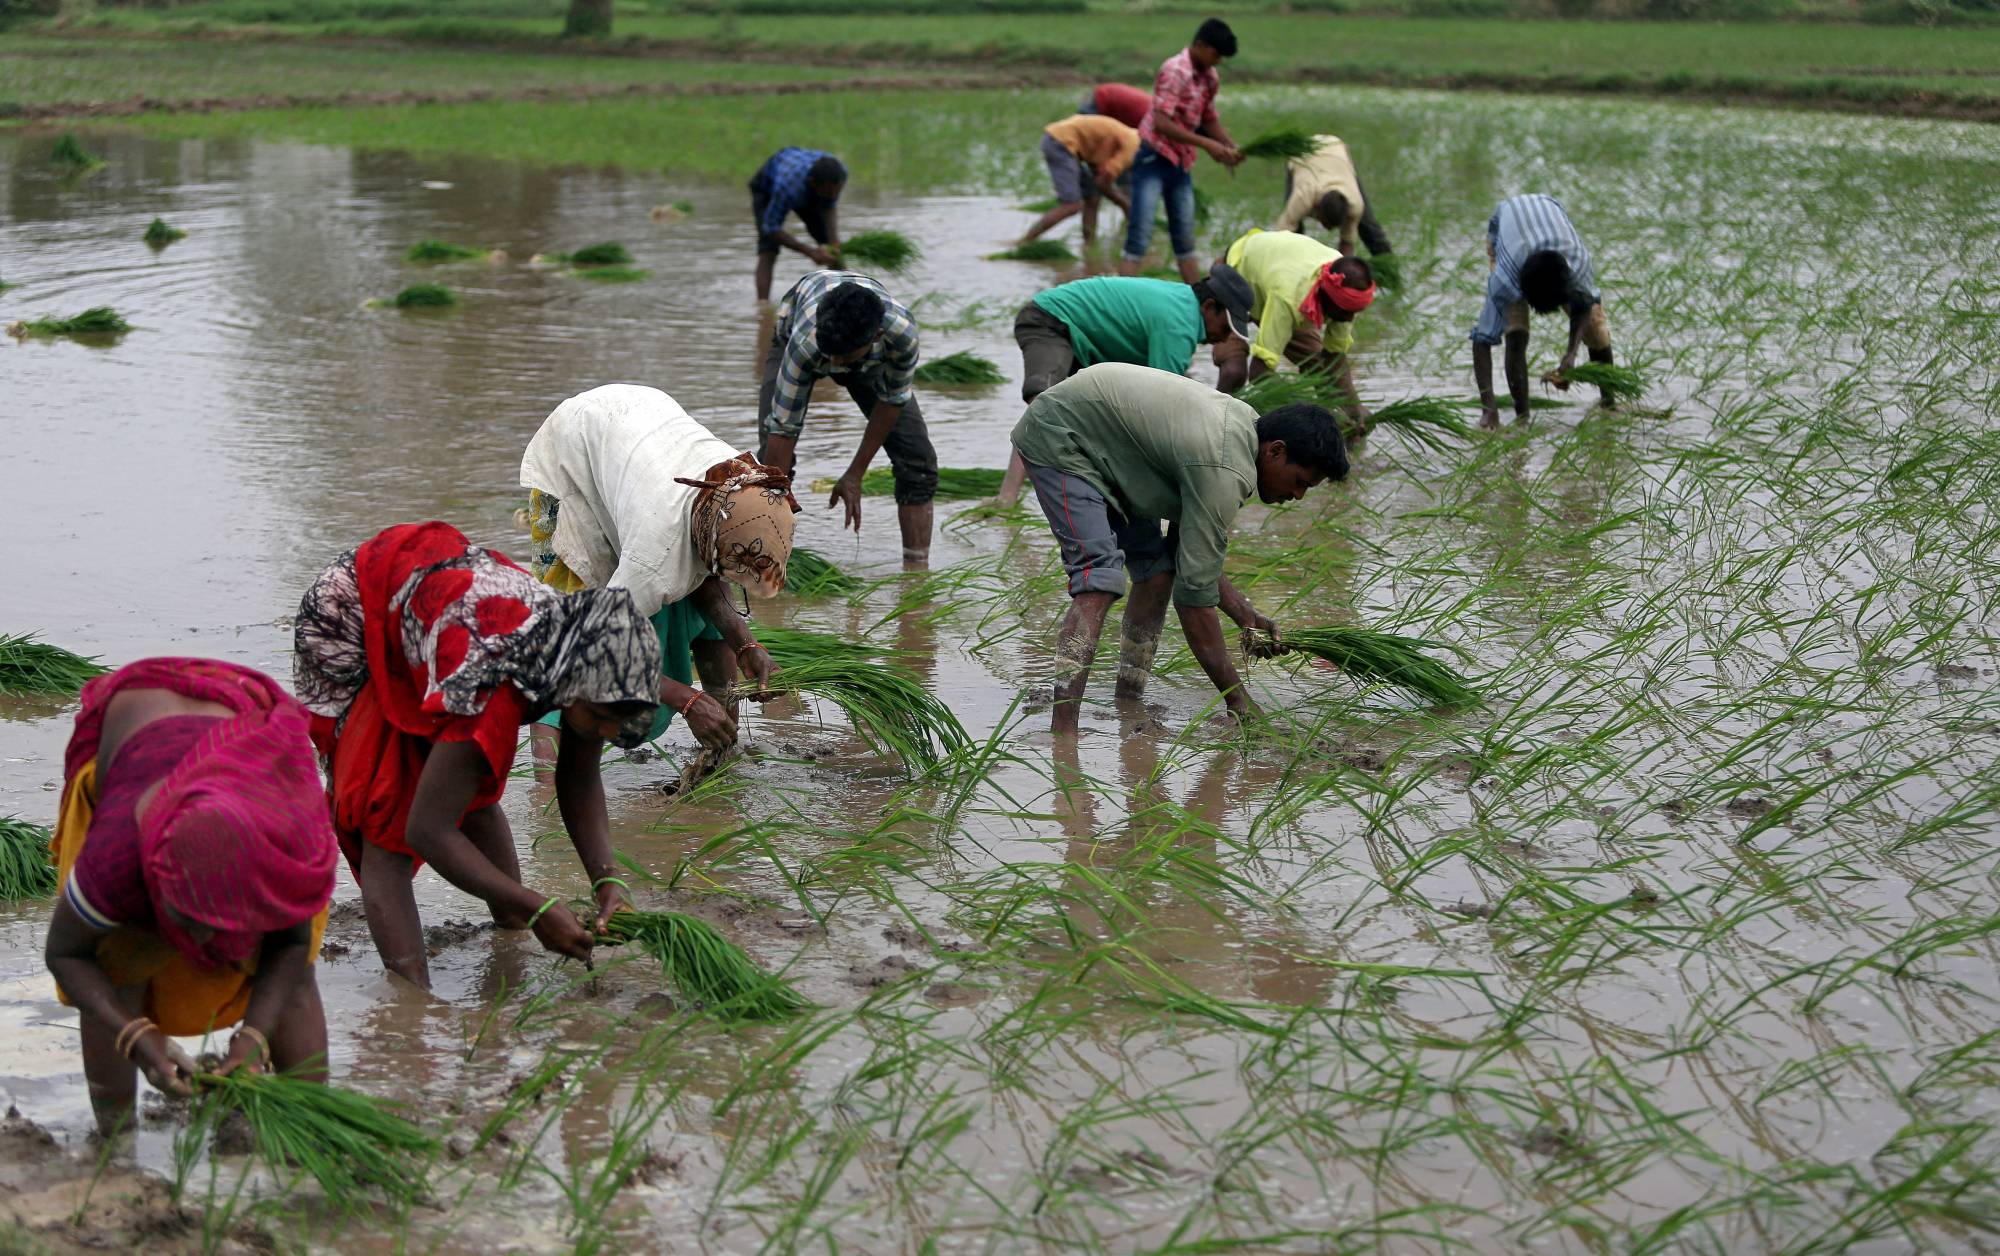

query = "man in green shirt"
1011;363;1350;735
998;264;1256;505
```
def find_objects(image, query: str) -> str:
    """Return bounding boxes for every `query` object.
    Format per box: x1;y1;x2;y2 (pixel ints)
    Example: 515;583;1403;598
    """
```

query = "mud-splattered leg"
1114;571;1173;701
1053;591;1116;737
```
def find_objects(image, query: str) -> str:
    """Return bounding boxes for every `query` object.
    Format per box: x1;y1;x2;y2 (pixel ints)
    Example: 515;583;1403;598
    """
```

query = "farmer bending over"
46;659;337;1133
1272;133;1394;261
521;383;792;774
1011;363;1349;736
759;271;938;561
1471;193;1616;429
1214;228;1377;432
1118;18;1243;284
998;264;1257;504
1019;113;1138;250
1077;82;1152;127
750;147;846;301
295;521;662;989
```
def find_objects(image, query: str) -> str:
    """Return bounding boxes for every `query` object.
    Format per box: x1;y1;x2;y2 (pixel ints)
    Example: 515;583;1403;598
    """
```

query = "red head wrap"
1300;262;1376;328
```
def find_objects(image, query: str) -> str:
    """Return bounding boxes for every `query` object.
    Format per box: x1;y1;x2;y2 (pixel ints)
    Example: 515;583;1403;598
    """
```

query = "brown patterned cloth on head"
678;454;800;600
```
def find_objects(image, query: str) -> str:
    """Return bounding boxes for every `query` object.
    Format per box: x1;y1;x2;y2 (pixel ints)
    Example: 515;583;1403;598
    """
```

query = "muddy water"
4;89;1999;1252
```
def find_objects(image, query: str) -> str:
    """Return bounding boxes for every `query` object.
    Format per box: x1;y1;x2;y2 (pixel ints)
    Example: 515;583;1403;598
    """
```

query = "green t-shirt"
1011;363;1258;608
1030;277;1204;375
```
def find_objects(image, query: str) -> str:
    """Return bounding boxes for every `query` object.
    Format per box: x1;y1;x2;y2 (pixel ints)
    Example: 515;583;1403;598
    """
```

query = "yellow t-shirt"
1224;229;1357;370
1043;115;1141;181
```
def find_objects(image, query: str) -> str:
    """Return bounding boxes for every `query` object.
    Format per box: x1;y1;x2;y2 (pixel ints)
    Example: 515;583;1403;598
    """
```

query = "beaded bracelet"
526;897;559;928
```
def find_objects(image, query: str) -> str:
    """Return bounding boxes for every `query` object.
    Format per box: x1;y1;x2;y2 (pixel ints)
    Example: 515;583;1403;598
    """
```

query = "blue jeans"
1122;142;1198;263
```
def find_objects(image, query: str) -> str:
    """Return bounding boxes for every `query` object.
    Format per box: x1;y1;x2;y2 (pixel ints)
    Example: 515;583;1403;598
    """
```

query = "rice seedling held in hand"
743;652;968;773
1257;625;1480;709
1235;371;1343;413
0;817;57;900
7;308;131;339
1366;396;1480;454
783;548;864;598
49;133;103;171
1236;128;1320;161
555;241;633;267
0;633;108;695
1560;361;1647;404
1364;251;1403;293
375;283;457;309
404;239;486;263
179;1068;438;1215
758;625;890;666
600;910;810;1021
142;218;186;248
832;230;920;273
987;241;1077;263
914;351;1006;386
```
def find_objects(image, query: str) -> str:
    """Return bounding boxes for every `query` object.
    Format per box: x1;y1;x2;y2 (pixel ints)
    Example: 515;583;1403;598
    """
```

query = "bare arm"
1560;304;1588;373
46;900;195;1095
1095;169;1132;215
1503;330;1531;418
768;229;831;265
1178;603;1255;717
826;400;905;531
690;576;774;692
407;742;544;918
221;923;312;1072
1473;340;1500;427
1152;112;1238;165
822;204;840;253
553;720;633;931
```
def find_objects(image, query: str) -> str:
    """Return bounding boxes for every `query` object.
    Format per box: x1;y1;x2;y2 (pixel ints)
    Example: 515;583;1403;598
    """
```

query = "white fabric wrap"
518;383;738;618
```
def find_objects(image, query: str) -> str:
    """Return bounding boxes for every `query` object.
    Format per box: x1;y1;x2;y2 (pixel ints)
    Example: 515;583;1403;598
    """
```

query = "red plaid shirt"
1138;48;1220;172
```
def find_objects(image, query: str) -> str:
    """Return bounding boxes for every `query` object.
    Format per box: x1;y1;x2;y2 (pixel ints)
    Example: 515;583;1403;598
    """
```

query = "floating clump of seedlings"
404;239;488;263
988;240;1076;263
1255;625;1479;709
143;218;187;248
0;818;57;901
554;241;633;267
1561;361;1647;404
914;351;1006;386
49;133;103;171
7;307;131;340
749;638;968;773
816;467;1005;500
833;230;920;273
0;633;108;695
573;266;650;283
1237;128;1320;161
371;283;458;310
600;910;809;1021
783;548;864;598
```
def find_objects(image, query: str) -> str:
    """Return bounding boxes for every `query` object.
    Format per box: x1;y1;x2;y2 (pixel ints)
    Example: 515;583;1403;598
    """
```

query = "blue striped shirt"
1471;194;1600;346
751;147;842;237
763;271;920;439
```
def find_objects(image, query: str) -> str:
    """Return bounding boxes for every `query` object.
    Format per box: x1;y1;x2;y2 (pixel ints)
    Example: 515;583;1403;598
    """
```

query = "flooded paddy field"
3;85;1999;1252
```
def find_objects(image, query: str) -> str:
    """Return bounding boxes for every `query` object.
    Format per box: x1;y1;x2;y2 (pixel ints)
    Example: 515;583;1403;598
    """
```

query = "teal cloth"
536;599;722;741
1031;276;1204;374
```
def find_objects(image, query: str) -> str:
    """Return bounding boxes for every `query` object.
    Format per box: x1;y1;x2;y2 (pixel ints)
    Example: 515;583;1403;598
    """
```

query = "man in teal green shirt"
1011;363;1349;736
998;264;1255;504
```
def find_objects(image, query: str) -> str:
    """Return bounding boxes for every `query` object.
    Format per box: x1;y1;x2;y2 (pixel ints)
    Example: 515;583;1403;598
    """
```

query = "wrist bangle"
232;1024;270;1065
115;1017;158;1059
735;639;764;664
592;876;630;894
680;690;704;716
526;897;558;928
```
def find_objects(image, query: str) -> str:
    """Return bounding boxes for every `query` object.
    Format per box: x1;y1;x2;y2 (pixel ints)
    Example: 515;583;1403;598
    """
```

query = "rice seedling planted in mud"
833;230;920;273
783;548;863;598
49;133;102;170
600;911;809;1021
554;241;633;267
142;218;186;247
404;238;486;263
0;633;108;695
913;351;1006;386
7;307;131;338
987;240;1076;263
1237;128;1320;161
177;1069;438;1215
379;283;457;309
0;818;57;900
744;652;968;773
1562;361;1647;404
1261;625;1479;708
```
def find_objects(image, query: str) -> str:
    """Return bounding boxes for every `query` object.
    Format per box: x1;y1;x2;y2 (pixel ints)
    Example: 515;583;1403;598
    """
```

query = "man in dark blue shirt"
750;148;847;299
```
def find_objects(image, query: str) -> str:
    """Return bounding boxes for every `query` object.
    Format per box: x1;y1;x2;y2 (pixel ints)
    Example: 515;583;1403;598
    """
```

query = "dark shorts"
1014;302;1079;405
755;333;939;506
1020;459;1174;598
1040;132;1094;206
750;184;830;257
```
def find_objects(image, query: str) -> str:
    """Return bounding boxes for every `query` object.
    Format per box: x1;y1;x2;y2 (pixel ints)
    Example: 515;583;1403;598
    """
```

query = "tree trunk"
563;0;612;38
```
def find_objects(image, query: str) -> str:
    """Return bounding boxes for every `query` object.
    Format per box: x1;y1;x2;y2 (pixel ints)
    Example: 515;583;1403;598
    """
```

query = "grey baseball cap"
1203;262;1257;342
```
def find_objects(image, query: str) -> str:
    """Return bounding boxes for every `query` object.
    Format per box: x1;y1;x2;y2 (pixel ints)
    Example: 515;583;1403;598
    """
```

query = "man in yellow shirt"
1271;134;1393;262
1018;114;1139;250
1213;229;1376;429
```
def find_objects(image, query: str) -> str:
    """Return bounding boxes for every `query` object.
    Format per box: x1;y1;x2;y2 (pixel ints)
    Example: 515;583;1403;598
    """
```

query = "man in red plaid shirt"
1119;18;1242;284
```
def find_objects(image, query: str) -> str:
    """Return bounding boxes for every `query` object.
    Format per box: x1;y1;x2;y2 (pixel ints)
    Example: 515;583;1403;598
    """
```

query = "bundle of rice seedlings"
914;351;1006;386
1367;396;1479;454
1562;361;1647;404
0;818;57;900
987;240;1076;262
50;133;102;170
573;266;650;283
1235;371;1342;413
1236;128;1320;161
383;283;457;309
759;625;889;666
872;466;1006;499
1264;625;1479;709
783;548;863;598
0;633;108;695
143;218;187;247
746;653;968;773
600;910;809;1021
833;230;920;273
554;241;633;267
404;239;486;263
1364;251;1402;293
182;1069;438;1214
8;307;131;338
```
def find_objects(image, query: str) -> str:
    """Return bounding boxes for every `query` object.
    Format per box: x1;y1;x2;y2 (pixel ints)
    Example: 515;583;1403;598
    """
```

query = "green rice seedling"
746;654;968;773
913;351;1005;386
49;133;102;171
403;238;486;263
1561;361;1647;404
758;626;890;666
8;307;131;338
833;230;920;273
600;910;809;1021
573;266;650;282
1264;625;1479;708
1367;396;1480;454
1365;250;1402;292
555;241;633;267
382;283;457;309
179;1069;437;1215
987;240;1076;262
782;548;863;598
142;218;186;247
0;633;108;695
1235;370;1342;413
1236;128;1320;161
1016;197;1058;213
0;817;57;900
875;466;1003;499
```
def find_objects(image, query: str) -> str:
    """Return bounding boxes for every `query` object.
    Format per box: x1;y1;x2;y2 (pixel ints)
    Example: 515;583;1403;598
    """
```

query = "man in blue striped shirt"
1471;194;1617;428
750;148;847;300
758;270;937;560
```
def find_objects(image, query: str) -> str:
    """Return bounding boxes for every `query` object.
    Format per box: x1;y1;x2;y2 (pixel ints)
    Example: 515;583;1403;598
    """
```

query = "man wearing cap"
997;264;1258;504
1213;228;1377;431
750;147;847;300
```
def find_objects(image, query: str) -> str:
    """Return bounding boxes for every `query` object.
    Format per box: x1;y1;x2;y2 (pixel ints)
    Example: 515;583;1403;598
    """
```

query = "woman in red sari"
44;658;338;1135
293;521;661;989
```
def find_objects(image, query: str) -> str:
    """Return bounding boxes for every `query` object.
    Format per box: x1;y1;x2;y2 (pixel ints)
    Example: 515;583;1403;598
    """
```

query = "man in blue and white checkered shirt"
750;148;846;300
1470;193;1618;429
758;270;938;561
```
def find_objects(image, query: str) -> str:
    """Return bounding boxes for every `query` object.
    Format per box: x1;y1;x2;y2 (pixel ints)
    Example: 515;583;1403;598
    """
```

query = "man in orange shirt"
1019;114;1139;249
